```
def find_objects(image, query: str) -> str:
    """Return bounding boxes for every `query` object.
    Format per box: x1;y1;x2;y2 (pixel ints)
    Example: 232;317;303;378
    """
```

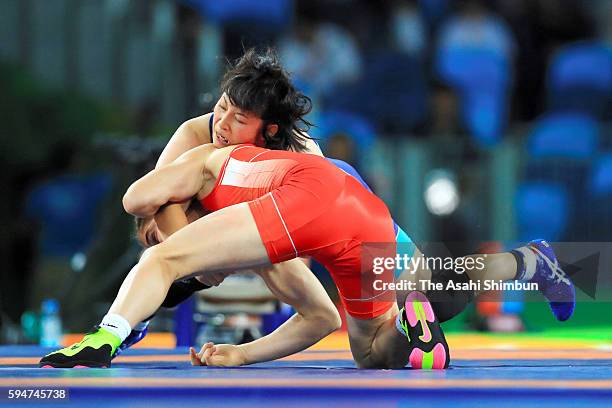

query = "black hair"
220;48;314;152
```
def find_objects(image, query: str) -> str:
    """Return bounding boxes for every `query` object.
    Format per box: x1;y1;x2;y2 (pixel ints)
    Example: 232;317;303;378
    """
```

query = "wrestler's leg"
109;202;270;327
461;241;575;321
345;304;410;369
346;293;449;370
396;248;513;322
395;248;470;323
40;203;271;367
462;253;517;291
395;247;431;303
408;244;574;322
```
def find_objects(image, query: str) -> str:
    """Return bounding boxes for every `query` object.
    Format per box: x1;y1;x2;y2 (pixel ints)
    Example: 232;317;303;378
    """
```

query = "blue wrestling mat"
1;342;612;408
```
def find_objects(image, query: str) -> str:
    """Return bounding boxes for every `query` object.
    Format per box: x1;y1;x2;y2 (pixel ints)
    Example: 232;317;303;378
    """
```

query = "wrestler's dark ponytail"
220;48;314;152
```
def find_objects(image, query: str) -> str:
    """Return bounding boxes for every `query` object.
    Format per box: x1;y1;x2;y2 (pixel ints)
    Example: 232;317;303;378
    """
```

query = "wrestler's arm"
238;261;341;364
123;144;214;217
146;115;321;237
156;113;213;168
191;260;341;367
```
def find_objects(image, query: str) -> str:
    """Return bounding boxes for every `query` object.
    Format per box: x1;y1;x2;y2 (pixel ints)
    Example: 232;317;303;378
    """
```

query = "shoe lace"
530;246;571;286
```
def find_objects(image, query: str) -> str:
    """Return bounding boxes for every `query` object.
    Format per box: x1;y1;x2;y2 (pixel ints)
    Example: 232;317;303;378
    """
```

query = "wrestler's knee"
353;355;378;369
354;354;405;369
384;355;409;369
349;342;389;369
140;246;180;281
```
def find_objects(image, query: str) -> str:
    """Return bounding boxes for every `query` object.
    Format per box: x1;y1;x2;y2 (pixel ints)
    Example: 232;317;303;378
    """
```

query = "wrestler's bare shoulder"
206;145;240;174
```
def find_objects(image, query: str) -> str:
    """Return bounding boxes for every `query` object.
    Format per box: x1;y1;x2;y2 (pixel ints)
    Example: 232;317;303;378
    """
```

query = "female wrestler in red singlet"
40;141;449;370
124;142;448;369
199;144;396;319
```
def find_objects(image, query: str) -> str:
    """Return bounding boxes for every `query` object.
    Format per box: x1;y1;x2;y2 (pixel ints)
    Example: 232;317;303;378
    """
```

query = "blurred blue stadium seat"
515;182;570;241
322;52;428;133
548;41;612;118
590;154;612;195
182;0;292;29
525;112;598;239
436;48;511;147
465;92;506;147
527;112;599;159
438;48;510;92
25;173;113;257
587;154;612;240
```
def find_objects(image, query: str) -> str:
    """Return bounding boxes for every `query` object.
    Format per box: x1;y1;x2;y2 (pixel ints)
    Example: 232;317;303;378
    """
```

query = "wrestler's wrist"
236;344;251;365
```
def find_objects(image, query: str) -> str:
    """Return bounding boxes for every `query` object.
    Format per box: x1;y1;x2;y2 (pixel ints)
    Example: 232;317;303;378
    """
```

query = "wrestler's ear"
265;123;279;138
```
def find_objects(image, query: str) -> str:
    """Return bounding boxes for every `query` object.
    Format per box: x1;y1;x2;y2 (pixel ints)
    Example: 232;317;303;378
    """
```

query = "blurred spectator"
314;110;376;171
182;0;292;60
389;0;427;56
278;16;363;99
294;0;388;51
430;82;461;136
495;0;596;120
438;0;515;60
427;82;478;162
326;133;358;169
435;0;516;147
494;0;546;120
321;50;429;134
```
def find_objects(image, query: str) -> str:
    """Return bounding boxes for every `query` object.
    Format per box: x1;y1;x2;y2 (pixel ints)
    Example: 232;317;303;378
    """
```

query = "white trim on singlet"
232;145;254;153
269;192;299;258
340;289;394;302
216;145;257;184
248;150;268;163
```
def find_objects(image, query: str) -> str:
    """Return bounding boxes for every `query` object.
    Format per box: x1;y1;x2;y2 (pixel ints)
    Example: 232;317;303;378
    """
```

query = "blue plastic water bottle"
40;299;63;347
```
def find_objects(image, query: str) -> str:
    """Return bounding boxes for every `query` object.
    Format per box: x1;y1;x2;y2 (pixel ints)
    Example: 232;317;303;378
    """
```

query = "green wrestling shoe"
39;326;122;368
398;291;450;369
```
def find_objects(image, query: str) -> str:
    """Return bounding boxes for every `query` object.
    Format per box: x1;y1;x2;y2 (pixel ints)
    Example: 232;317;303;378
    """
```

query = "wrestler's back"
199;144;338;211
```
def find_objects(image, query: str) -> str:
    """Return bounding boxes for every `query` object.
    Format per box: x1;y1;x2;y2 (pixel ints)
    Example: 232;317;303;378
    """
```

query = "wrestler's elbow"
309;306;342;335
123;186;157;217
325;309;342;333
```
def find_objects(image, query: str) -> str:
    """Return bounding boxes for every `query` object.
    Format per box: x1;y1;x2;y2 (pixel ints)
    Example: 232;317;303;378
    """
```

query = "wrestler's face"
212;93;266;147
137;206;205;248
137;217;163;248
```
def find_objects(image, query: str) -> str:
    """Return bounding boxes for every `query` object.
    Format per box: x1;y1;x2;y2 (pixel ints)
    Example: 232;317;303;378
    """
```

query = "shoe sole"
40;361;108;368
405;291;449;369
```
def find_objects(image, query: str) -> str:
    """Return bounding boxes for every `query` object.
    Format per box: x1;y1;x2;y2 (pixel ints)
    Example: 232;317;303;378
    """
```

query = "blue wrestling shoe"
113;326;148;358
514;239;575;321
